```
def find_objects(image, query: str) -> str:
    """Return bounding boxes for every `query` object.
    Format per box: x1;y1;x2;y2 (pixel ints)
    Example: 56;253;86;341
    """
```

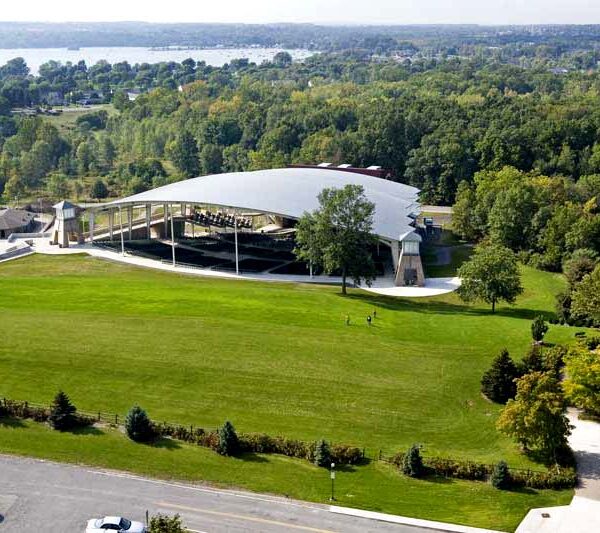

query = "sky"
0;0;599;25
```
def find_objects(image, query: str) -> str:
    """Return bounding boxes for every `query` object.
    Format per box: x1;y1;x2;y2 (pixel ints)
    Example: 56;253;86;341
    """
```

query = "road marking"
88;469;323;511
157;502;337;532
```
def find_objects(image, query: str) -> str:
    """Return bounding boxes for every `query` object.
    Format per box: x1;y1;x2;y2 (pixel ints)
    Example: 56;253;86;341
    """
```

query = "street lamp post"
330;462;336;501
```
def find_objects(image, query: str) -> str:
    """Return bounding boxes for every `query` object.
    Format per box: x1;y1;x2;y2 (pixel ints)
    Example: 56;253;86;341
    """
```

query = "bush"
314;439;331;467
48;391;77;431
330;444;363;465
125;405;155;442
402;444;425;478
481;349;520;403
542;345;567;376
216;421;239;456
149;513;186;533
510;465;577;489
0;399;48;422
422;457;489;480
491;460;511;489
531;316;549;342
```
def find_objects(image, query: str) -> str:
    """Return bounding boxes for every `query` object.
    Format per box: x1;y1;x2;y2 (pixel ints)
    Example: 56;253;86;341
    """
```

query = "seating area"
188;210;252;229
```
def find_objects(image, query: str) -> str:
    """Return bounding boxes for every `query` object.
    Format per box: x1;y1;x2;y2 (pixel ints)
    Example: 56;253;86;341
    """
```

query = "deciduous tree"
295;185;376;295
457;244;523;313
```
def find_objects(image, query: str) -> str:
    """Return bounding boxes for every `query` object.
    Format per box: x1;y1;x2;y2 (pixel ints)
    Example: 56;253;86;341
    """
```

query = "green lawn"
0;254;582;530
44;104;116;134
0;420;571;532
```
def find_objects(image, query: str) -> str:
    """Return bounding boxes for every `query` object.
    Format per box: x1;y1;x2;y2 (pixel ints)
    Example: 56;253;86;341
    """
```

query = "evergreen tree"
216;421;239;456
90;178;108;199
481;349;520;404
522;345;544;373
314;439;331;467
491;460;511;490
125;405;154;442
402;444;425;478
531;316;549;343
48;390;77;431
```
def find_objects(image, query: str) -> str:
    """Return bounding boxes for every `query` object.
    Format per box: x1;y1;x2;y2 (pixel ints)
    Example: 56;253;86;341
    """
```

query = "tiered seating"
189;210;252;229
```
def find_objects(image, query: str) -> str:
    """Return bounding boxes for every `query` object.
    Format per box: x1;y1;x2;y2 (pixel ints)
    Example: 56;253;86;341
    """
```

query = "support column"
146;204;151;239
89;211;95;243
170;203;176;267
108;209;114;241
127;205;133;240
119;206;125;256
163;203;169;239
234;212;239;276
390;240;400;274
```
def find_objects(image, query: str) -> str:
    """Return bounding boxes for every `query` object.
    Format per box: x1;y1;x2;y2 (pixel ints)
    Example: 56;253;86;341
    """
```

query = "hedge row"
0;398;95;428
152;421;364;465
390;452;576;489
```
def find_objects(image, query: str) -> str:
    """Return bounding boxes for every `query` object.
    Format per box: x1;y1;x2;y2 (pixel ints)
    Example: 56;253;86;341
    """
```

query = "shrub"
216;421;239;456
542;345;567;376
125;405;155;442
330;444;363;465
402;444;425;478
481;349;520;403
48;391;77;431
491;460;511;489
531;316;549;343
0;399;48;422
149;513;186;533
423;457;489;480
510;465;577;489
314;439;331;467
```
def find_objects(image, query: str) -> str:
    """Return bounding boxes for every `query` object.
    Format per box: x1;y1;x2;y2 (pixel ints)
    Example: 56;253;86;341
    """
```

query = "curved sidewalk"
16;239;461;298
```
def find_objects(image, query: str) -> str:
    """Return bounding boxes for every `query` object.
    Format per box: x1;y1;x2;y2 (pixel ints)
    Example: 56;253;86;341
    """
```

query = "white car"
85;516;147;533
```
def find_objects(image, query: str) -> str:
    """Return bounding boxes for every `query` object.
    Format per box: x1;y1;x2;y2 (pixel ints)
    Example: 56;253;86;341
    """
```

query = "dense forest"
4;50;600;204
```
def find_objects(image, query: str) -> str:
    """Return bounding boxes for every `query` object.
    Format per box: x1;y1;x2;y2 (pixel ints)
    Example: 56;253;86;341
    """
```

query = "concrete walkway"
3;238;461;298
516;409;600;533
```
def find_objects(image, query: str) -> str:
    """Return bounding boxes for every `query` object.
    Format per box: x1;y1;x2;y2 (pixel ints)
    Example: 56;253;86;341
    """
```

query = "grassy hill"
0;254;581;530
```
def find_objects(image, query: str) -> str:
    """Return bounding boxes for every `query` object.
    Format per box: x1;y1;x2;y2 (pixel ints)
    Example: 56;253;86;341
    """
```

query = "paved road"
0;455;431;533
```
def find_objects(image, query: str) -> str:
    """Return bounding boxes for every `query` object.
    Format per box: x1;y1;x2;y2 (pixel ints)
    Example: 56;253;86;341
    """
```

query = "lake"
0;47;314;75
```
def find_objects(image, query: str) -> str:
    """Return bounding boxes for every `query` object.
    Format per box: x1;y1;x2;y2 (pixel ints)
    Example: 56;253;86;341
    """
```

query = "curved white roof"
105;168;420;242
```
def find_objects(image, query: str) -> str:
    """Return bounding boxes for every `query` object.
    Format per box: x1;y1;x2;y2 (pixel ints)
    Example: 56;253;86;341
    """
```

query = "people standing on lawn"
367;315;372;326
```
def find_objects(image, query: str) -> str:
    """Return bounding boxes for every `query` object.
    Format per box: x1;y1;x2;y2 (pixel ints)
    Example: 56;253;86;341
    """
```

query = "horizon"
1;21;599;27
0;0;599;26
